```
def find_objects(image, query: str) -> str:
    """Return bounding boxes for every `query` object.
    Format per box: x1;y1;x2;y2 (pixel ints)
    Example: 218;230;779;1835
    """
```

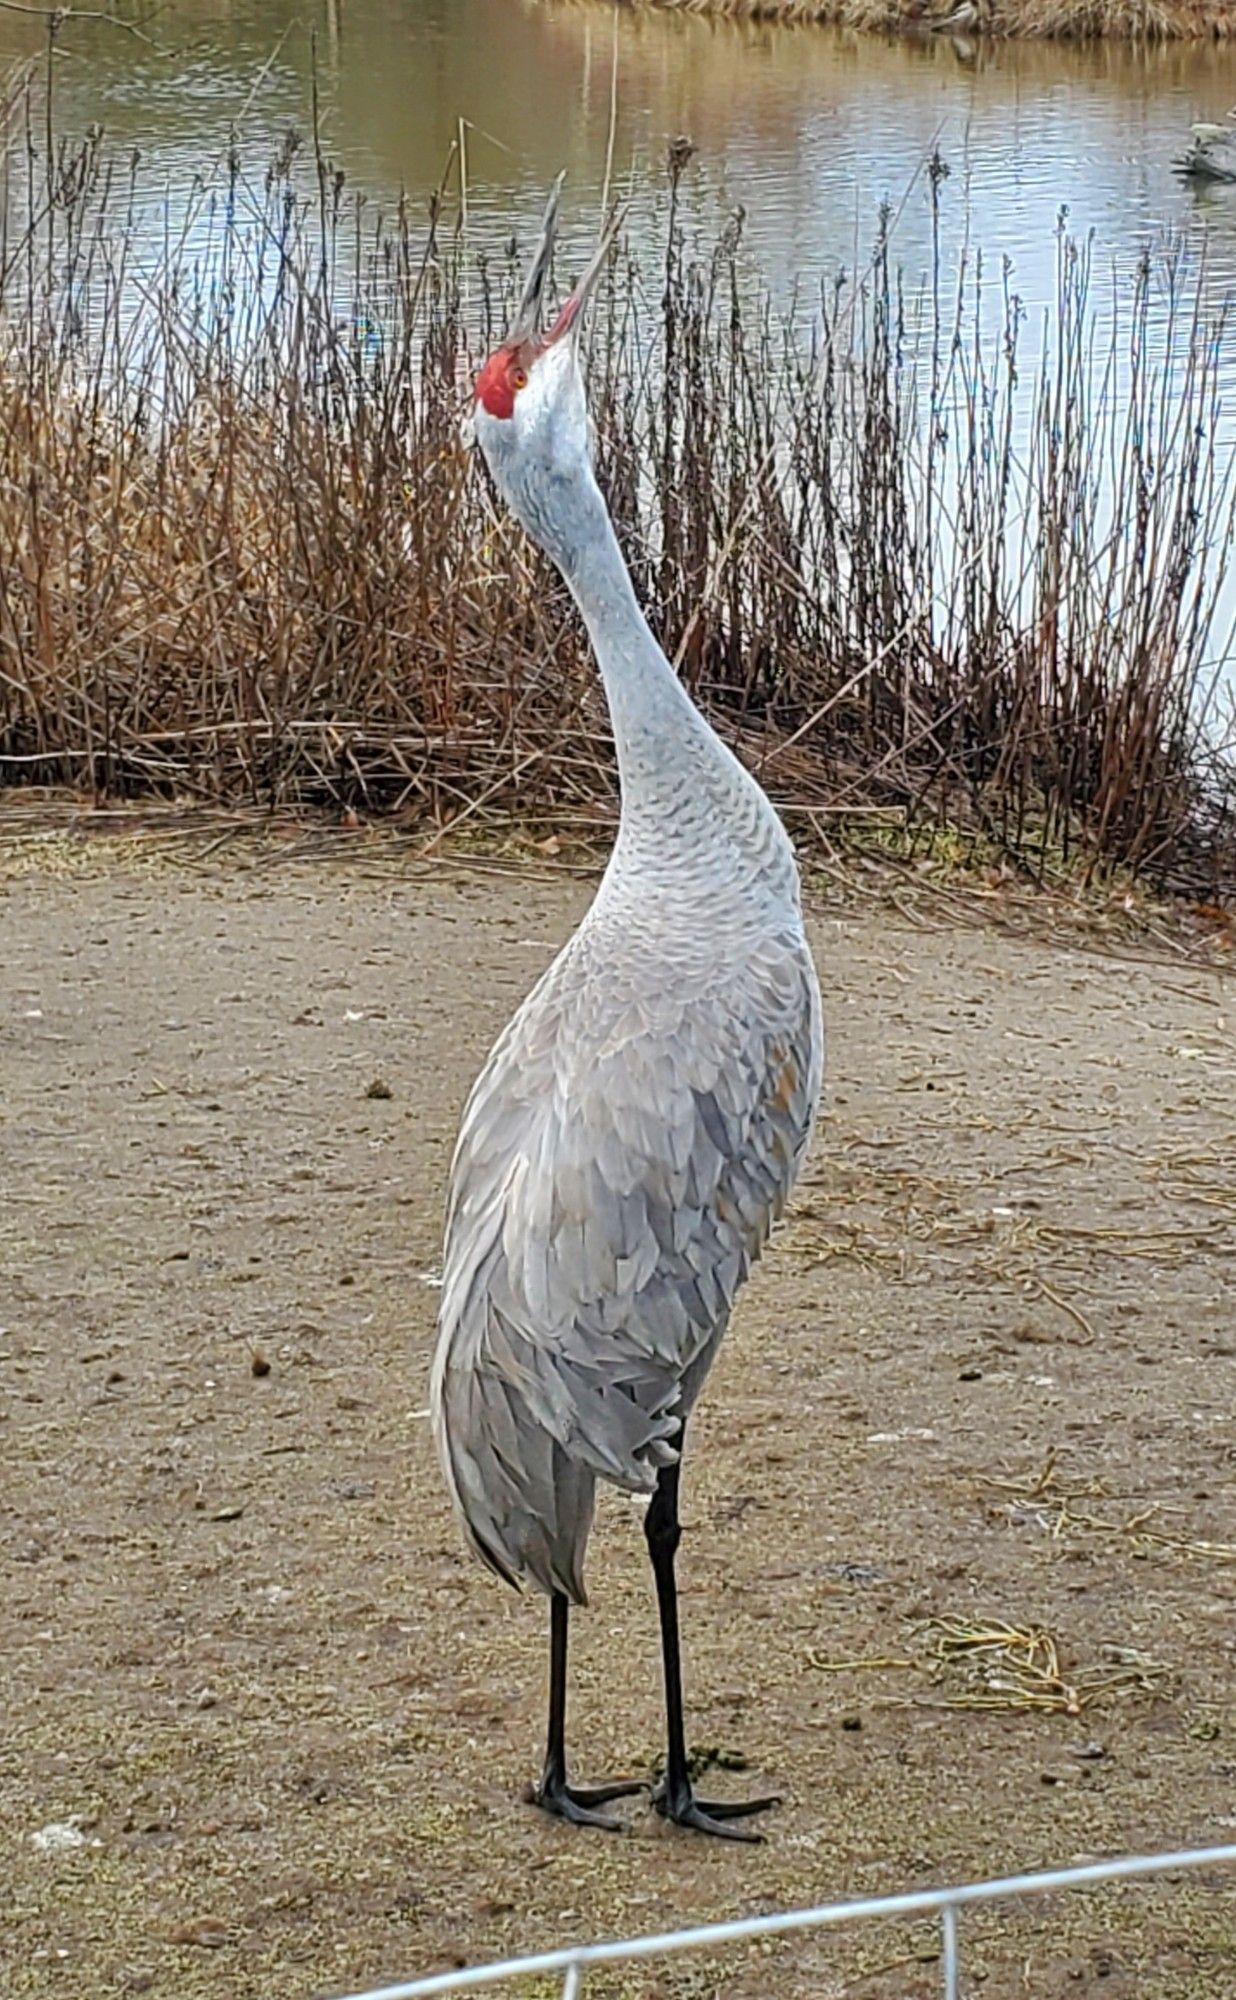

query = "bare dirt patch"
1;839;1233;1999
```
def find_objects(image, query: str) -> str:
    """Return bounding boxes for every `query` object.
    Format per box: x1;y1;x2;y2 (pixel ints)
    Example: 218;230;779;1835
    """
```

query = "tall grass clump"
0;114;1232;898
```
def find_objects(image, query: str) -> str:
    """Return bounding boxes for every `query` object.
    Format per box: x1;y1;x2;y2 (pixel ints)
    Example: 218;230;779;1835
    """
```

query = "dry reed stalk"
0;113;1232;901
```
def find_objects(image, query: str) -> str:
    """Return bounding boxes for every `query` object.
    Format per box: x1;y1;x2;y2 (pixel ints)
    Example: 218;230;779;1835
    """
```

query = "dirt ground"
1;833;1234;2000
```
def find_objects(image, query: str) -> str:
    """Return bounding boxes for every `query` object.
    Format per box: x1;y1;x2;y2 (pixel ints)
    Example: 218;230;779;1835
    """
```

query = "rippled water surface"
4;1;1236;297
3;0;1235;675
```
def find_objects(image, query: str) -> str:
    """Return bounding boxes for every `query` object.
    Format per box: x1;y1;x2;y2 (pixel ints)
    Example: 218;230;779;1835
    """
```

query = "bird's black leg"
646;1445;779;1842
530;1592;644;1831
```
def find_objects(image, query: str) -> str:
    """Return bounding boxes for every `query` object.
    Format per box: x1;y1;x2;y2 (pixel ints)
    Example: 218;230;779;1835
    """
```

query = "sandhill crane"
430;184;824;1842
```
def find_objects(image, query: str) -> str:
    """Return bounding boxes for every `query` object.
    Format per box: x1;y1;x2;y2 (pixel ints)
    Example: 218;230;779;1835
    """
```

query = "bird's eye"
511;366;528;391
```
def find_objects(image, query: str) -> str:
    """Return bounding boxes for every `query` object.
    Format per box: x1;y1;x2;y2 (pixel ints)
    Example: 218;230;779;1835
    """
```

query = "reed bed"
0;124;1233;899
603;0;1236;41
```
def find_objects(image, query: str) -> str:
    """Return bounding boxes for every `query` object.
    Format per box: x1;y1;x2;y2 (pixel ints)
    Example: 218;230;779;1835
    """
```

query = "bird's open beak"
507;174;565;347
507;175;625;351
543;202;626;347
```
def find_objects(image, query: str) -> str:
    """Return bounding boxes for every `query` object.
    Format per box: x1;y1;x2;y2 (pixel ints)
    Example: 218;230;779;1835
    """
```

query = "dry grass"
606;0;1236;40
980;1451;1236;1565
806;1614;1172;1713
916;1617;1170;1713
0;106;1233;900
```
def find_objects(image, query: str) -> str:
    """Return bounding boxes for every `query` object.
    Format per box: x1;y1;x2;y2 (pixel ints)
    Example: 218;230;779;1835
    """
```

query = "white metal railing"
334;1842;1236;2000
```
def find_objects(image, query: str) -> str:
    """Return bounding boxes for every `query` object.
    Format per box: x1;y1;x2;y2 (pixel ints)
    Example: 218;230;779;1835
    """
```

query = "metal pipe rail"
335;1840;1236;2000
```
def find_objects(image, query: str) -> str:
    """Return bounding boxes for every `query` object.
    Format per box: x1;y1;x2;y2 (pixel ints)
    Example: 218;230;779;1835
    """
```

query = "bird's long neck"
560;470;710;783
556;466;791;897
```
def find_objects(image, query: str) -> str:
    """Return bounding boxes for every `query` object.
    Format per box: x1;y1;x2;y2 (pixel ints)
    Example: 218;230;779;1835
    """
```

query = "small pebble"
166;1919;228;1950
31;1822;85;1854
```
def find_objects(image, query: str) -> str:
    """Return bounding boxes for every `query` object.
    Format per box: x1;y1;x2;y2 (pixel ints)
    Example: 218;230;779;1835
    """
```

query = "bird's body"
429;185;823;1839
434;672;820;1603
1176;111;1236;181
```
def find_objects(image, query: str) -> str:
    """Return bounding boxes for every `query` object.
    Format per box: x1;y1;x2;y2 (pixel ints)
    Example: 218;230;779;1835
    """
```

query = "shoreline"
2;796;1232;970
1;137;1232;907
596;0;1236;40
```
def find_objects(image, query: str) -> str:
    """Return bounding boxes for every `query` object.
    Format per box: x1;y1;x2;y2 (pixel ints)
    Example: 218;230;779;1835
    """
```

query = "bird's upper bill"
475;177;623;422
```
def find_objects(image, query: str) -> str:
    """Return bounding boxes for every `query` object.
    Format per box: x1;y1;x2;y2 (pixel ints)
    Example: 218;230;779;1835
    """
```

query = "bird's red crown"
475;342;532;421
474;295;583;421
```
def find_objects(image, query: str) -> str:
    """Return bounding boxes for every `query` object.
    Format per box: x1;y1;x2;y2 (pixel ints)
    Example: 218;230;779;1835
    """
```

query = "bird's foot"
653;1774;780;1843
528;1766;645;1832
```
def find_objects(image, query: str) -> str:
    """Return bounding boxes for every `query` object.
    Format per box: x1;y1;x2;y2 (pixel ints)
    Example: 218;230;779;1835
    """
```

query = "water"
5;0;1236;302
1;0;1234;683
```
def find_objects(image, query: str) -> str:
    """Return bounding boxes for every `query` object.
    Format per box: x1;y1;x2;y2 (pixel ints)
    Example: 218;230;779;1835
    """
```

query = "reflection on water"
0;0;1232;677
4;0;1236;302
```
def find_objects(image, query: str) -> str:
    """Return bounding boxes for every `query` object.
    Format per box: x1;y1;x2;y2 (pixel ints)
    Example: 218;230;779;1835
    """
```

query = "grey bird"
430;184;824;1842
1176;117;1236;183
1189;117;1235;147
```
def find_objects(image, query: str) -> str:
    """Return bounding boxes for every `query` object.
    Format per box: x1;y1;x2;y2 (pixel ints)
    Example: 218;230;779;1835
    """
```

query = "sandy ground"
1;838;1234;2000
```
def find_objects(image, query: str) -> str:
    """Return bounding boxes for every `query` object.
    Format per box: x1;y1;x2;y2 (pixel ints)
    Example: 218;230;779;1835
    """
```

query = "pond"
2;1;1234;299
1;0;1234;684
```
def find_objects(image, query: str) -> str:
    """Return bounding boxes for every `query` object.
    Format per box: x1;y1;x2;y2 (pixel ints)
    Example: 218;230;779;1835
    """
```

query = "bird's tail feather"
433;1351;597;1603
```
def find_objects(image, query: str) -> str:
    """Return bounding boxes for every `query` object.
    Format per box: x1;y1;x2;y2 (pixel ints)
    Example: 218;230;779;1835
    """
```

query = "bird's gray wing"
437;927;820;1503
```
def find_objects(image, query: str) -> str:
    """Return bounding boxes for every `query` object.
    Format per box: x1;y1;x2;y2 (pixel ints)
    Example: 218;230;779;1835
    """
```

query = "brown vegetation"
0;131;1233;899
603;0;1235;43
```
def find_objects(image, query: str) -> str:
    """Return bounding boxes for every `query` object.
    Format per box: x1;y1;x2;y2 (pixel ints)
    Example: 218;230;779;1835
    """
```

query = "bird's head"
473;179;622;572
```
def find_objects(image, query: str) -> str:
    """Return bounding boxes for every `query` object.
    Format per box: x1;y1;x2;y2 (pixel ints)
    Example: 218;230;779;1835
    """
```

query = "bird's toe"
652;1777;779;1842
659;1797;768;1843
566;1778;647;1807
690;1792;780;1820
528;1773;643;1832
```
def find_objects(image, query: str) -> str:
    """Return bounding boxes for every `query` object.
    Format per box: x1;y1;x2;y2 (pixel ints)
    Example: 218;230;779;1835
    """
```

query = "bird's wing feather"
438;926;821;1496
